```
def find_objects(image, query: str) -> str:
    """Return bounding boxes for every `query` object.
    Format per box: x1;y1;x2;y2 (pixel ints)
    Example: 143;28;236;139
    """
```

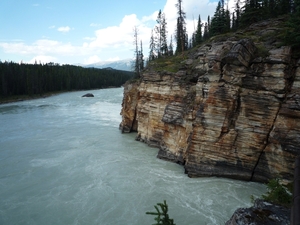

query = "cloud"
84;55;102;64
106;56;120;62
89;14;152;50
57;26;71;33
83;37;96;41
28;55;57;64
0;0;236;65
162;0;218;38
90;23;101;27
0;39;78;56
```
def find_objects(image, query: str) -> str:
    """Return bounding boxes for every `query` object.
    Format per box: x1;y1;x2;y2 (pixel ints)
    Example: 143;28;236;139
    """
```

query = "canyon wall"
120;21;300;183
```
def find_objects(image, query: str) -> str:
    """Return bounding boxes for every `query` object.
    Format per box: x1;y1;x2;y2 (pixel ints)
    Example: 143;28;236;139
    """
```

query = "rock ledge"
225;199;290;225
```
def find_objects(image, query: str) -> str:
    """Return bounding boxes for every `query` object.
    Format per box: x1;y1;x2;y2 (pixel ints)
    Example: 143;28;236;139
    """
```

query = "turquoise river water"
0;87;266;225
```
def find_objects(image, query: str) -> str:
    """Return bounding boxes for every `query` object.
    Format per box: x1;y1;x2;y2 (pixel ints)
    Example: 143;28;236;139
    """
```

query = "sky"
0;0;236;65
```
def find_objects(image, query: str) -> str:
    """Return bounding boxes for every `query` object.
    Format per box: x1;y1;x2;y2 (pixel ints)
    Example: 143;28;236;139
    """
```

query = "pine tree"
203;22;209;41
154;10;168;57
133;26;141;78
139;40;144;71
168;35;174;56
285;0;300;50
240;0;263;27
175;0;187;54
234;0;241;30
232;12;236;31
161;12;168;56
225;5;231;32
278;0;292;15
210;1;230;36
195;15;202;45
146;200;176;225
149;30;156;61
155;10;163;57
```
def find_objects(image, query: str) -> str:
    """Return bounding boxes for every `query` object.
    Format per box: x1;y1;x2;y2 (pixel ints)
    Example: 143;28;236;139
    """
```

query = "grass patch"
146;54;187;73
255;44;270;58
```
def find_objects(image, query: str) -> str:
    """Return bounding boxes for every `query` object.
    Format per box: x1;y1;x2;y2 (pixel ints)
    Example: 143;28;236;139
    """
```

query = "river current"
0;88;266;225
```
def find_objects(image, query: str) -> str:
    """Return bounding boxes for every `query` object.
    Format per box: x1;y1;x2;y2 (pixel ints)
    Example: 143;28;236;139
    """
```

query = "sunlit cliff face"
120;24;300;183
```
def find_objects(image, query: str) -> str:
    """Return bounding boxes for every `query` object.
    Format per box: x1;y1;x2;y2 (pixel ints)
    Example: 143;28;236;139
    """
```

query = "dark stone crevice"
251;59;298;181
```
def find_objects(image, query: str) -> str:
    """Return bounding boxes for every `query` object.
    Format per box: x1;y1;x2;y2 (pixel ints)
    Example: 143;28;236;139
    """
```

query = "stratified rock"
119;82;139;133
225;199;290;225
82;93;94;97
120;18;300;183
222;39;257;67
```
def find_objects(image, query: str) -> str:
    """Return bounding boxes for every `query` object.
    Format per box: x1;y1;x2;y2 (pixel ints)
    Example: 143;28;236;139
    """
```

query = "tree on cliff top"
133;26;144;78
154;10;169;58
175;0;187;54
285;0;300;51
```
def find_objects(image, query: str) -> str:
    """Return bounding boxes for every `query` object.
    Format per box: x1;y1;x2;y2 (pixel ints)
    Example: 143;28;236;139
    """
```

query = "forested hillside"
0;61;133;99
146;0;299;59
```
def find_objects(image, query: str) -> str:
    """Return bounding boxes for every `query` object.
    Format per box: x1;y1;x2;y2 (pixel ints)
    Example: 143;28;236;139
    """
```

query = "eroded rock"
82;93;94;97
119;20;300;183
225;199;290;225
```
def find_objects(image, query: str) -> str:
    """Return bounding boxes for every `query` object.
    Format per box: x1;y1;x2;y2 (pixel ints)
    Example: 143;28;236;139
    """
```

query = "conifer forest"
0;61;133;98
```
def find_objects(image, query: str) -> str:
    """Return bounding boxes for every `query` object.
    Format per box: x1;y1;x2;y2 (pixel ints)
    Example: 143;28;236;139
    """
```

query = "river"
0;87;266;225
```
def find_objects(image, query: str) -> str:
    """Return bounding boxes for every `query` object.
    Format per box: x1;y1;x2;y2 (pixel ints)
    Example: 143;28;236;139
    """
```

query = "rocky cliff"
120;18;300;183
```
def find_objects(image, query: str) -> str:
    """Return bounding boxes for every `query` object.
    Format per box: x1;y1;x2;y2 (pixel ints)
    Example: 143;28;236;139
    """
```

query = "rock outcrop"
82;93;94;97
120;18;300;183
225;199;290;225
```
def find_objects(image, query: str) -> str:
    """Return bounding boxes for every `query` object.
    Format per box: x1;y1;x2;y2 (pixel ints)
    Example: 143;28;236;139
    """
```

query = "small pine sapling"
146;200;176;225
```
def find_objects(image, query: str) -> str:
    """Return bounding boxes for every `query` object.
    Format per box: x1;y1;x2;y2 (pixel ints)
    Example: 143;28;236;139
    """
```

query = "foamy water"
0;88;266;225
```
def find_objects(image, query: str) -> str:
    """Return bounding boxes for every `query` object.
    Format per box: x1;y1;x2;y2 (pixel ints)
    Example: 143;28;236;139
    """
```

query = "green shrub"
262;178;292;207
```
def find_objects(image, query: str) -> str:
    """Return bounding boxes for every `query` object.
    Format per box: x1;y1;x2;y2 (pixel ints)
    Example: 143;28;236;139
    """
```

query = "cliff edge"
120;18;300;183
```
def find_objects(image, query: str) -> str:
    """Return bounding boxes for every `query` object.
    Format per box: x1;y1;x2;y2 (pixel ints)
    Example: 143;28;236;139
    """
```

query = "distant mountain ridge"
83;59;133;71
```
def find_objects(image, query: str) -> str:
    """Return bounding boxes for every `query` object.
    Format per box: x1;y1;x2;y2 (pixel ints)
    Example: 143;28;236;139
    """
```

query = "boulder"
82;93;94;97
225;199;290;225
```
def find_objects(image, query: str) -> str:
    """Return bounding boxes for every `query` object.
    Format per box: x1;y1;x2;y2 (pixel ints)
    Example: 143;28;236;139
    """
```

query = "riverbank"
0;93;61;105
0;86;121;105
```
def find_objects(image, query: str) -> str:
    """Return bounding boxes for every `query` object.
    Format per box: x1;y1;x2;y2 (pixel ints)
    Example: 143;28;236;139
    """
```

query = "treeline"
145;0;300;62
192;0;300;49
0;61;134;97
193;0;296;42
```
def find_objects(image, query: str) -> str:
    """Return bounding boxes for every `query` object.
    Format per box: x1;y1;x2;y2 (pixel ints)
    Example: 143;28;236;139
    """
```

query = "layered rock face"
120;22;300;183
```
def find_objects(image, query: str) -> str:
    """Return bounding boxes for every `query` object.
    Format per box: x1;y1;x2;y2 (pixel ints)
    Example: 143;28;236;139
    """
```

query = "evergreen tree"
154;10;168;57
133;26;141;78
168;35;174;56
149;29;156;61
175;0;187;54
195;15;203;45
210;1;221;35
161;12;168;56
278;0;292;15
207;15;211;37
267;0;276;17
0;61;133;97
155;10;163;57
203;22;209;41
233;0;241;30
146;200;176;225
285;0;300;50
210;1;228;36
240;0;263;27
225;5;231;32
232;12;236;31
139;40;144;71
